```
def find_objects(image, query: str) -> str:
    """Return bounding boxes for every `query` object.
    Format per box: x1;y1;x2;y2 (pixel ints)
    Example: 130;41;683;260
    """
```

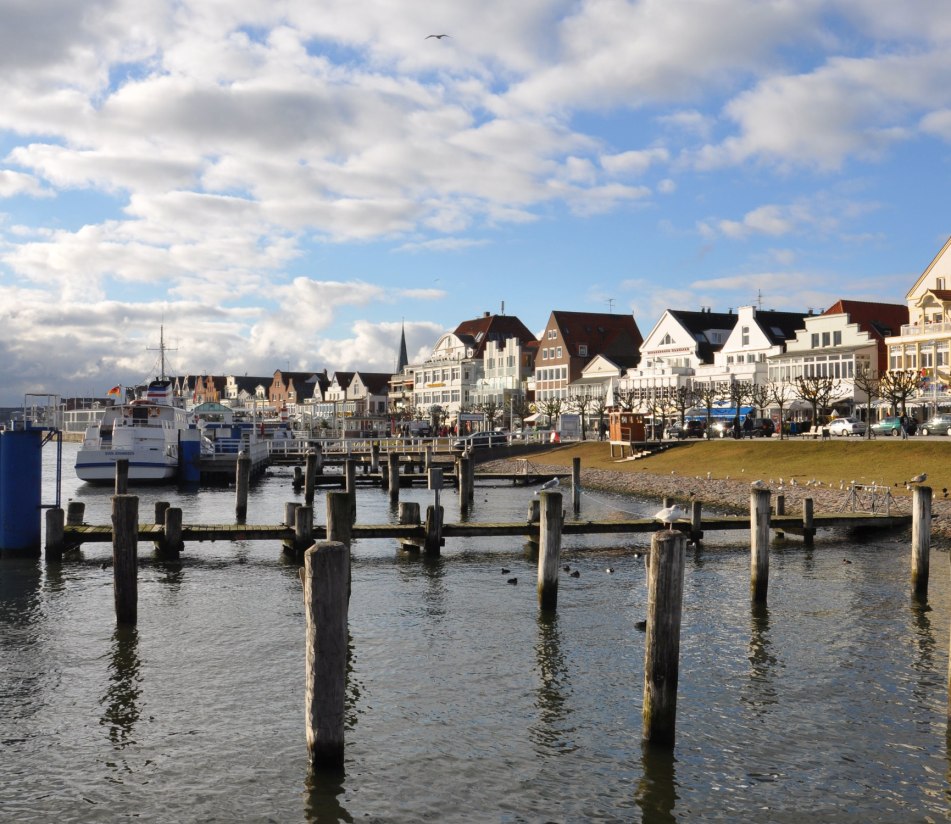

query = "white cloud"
601;148;670;176
0;170;50;198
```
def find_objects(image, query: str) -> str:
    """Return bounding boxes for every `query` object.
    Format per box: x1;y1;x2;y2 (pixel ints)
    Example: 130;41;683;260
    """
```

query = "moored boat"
75;380;191;484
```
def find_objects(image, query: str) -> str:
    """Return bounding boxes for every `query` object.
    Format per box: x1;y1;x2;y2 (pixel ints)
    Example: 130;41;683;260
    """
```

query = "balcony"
899;322;951;338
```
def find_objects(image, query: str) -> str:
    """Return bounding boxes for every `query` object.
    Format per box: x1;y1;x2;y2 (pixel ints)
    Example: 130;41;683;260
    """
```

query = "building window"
548;329;557;340
811;333;819;348
937;277;946;290
578;344;588;357
741;326;749;346
556;346;562;358
542;349;548;360
821;332;830;347
832;331;842;346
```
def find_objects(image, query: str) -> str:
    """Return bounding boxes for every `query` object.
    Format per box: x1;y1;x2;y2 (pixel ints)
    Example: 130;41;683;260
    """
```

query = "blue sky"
1;0;950;404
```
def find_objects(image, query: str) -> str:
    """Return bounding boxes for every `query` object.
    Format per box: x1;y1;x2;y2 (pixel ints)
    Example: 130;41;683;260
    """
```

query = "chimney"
484;311;491;318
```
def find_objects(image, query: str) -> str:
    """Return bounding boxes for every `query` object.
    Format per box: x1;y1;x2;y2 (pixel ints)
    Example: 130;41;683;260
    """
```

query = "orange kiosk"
608;411;646;457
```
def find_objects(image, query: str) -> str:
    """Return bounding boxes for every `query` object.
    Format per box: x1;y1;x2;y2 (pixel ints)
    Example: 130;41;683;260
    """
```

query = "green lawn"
541;439;949;497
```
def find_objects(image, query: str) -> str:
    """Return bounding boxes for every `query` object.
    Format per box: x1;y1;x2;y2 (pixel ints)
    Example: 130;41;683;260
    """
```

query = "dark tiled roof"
549;311;644;357
752;310;809;344
453;314;537;358
232;376;272;394
354;372;393;395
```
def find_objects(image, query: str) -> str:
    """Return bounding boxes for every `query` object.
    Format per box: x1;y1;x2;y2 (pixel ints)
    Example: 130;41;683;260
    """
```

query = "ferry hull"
75;453;178;484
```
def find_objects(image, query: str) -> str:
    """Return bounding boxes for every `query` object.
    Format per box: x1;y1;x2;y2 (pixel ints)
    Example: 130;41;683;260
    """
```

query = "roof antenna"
606;298;615;314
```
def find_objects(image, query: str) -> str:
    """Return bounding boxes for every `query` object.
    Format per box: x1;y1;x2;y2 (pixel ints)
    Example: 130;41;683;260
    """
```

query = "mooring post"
326;491;352;549
912;485;932;598
642;529;687;748
112;494;138;625
424;445;432;471
750;487;771;603
235;451;251;522
285;501;300;526
458;456;471;512
387;453;400;503
398;501;421;552
115;459;129;495
304;540;349;770
571;457;581;516
304;450;317;508
293;465;304;490
370;442;380;473
537;490;564;610
66;501;85;527
468;454;475;503
45;507;65;562
525;497;540;555
163;507;183;558
423;504;443;555
153;501;170;552
344;458;356;524
294;505;313;554
802;497;815;547
313;444;323;474
662;496;673;509
690;500;703;545
776;493;785;516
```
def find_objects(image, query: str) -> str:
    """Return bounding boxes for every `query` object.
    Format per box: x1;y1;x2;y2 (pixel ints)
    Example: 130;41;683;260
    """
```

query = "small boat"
75;379;192;484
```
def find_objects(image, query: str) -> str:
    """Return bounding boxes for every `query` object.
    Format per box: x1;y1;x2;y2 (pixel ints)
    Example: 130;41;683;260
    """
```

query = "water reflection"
99;625;141;747
636;742;678;823
304;766;352;823
741;602;779;719
910;595;937;716
531;610;574;755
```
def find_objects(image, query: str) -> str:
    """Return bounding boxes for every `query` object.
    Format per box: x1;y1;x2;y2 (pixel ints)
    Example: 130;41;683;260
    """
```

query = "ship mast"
147;325;177;381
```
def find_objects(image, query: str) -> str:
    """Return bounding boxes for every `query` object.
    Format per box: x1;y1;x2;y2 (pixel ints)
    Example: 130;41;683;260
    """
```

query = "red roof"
821;300;907;341
452;313;537;358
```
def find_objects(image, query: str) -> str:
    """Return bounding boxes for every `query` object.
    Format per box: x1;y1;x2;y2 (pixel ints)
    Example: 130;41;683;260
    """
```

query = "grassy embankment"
535;439;950;498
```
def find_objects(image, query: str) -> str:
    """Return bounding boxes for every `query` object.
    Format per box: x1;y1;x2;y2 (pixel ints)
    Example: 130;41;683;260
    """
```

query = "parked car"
684;420;707;438
451;430;509;450
870;416;917;437
663;423;685;440
918;414;951;436
827;416;867;436
748;418;775;437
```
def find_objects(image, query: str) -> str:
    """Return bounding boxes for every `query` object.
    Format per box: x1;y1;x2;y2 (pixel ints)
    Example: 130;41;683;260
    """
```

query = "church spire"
396;321;409;373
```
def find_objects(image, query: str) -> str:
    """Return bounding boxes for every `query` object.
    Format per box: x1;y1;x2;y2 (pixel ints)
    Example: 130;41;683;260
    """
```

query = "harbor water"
2;443;950;822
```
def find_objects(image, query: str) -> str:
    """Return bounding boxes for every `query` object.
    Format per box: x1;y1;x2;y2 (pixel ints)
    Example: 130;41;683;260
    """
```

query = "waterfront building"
768;299;907;415
885;236;951;413
535;311;642;402
223;376;271;407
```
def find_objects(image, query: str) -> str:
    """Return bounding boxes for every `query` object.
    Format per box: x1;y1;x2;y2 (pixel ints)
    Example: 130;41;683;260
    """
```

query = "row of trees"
390;367;926;441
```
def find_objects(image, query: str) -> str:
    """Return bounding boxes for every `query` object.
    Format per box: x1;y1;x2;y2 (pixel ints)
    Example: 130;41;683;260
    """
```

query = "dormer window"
937;277;946;290
660;333;674;345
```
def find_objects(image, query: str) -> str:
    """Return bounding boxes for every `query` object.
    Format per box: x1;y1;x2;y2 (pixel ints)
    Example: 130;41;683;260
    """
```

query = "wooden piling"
912;485;932;598
424;504;443;555
115;459;129;495
642;529;687;747
304;540;349;770
285;501;300;527
163;507;183;557
304;450;317;508
313;444;323;474
537;491;563;610
802;497;815;547
295;505;313;554
326;491;352;549
662;496;673;509
344;459;356;524
153;501;170;552
467;455;475;503
750;487;770;603
689;500;703;544
387;453;400;503
370;443;380;473
774;493;785;539
458;456;471;511
235;451;251;522
293;465;304;490
571;457;581;516
398;501;421;552
424;445;432;471
112;494;138;625
45;507;65;562
66;501;85;527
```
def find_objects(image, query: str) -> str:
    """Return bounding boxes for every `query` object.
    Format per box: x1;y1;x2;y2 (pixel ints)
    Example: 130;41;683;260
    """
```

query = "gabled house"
535;311;643;401
224;375;271;406
270;370;325;409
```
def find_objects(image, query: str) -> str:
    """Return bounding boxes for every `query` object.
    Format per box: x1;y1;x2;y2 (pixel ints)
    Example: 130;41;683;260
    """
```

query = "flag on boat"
107;385;122;396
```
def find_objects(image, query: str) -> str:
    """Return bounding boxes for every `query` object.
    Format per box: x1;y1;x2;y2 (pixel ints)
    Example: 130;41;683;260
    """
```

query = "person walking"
900;413;909;440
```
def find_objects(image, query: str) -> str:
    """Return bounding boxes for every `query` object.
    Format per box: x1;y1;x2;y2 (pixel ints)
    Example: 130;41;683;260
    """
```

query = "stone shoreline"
480;457;951;546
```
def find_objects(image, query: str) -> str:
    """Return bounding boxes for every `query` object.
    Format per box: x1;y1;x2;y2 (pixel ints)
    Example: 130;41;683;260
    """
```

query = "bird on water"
654;504;686;530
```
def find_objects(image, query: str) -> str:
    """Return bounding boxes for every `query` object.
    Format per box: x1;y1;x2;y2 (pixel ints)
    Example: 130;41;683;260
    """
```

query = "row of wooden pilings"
52;457;937;766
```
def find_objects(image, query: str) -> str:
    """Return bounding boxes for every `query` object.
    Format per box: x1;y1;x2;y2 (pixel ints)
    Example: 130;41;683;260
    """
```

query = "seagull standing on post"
654;504;686;531
909;473;927;484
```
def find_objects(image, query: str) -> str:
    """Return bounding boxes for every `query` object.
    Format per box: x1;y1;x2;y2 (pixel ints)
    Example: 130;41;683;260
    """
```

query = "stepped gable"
822;299;908;340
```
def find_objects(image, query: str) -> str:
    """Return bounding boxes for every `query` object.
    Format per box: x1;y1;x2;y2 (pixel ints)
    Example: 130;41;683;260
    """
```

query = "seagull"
535;477;560;494
425;33;451;39
654;504;686;530
909;473;927;484
750;480;768;490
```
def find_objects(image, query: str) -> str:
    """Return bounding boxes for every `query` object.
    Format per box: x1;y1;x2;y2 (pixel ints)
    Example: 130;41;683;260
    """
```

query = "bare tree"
793;374;842;426
671;383;696;426
510;393;532;430
725;379;754;437
693;381;724;433
765;379;795;440
615;382;639;412
537;395;564;428
478;397;503;431
851;364;881;440
569;391;597;441
590;392;609;440
879;369;922;416
748;382;771;418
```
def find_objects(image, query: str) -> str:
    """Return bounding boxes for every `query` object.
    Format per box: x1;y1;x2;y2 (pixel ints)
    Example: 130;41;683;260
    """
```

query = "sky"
2;0;951;404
